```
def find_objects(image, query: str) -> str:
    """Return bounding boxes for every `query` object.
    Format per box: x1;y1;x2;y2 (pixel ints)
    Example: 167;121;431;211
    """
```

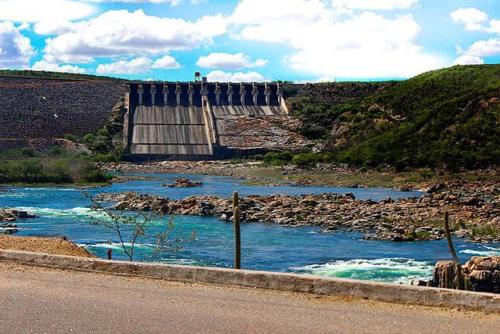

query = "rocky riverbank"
431;256;499;293
95;181;499;242
103;161;499;191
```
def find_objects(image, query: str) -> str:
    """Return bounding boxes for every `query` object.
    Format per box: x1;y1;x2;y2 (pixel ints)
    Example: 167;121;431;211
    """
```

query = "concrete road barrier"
1;249;498;312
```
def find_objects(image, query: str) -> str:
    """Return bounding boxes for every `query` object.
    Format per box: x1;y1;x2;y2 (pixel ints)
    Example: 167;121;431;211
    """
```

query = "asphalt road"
1;262;499;334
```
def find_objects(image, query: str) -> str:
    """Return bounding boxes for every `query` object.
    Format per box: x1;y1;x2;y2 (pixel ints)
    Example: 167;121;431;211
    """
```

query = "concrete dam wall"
124;81;295;160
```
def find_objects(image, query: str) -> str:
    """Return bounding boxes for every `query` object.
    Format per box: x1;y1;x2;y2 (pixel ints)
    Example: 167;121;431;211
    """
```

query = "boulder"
165;178;203;188
462;257;500;293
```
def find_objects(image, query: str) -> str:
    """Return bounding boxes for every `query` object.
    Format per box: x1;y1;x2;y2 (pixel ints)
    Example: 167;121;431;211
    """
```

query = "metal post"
444;212;458;262
233;191;241;269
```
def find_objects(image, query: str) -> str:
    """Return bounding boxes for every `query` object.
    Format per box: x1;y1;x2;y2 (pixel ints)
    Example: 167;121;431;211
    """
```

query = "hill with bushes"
0;74;126;139
285;65;500;169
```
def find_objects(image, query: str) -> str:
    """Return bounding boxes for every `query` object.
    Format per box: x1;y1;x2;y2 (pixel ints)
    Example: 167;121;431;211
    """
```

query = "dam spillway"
124;81;289;160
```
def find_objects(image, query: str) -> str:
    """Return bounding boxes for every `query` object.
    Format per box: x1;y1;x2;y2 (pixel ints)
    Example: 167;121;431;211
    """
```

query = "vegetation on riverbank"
0;147;112;185
287;65;500;170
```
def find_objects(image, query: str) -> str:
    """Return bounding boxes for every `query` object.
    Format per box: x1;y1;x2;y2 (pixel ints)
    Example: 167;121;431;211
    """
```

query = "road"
1;262;499;333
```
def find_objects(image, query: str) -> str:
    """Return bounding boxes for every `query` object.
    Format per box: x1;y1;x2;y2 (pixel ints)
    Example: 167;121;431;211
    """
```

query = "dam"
123;81;290;160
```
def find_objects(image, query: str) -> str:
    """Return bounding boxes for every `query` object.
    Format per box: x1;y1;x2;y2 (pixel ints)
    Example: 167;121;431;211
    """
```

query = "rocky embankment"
0;209;38;235
432;256;499;293
462;256;500;293
95;181;499;242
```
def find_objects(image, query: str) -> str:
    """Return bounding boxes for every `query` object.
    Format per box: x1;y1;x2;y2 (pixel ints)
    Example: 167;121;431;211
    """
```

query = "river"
1;173;499;284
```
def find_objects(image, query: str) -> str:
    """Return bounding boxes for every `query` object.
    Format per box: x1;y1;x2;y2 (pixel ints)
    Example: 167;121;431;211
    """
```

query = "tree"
84;192;195;262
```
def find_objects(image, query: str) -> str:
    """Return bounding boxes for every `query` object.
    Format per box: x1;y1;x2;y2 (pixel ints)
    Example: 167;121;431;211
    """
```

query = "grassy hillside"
289;65;500;169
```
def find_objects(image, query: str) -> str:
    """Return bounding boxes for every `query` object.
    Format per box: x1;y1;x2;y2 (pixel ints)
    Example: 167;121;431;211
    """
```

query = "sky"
0;0;499;82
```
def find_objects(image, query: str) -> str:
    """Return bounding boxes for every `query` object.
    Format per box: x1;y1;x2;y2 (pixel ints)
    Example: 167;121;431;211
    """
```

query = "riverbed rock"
0;209;38;222
93;182;499;243
164;178;203;188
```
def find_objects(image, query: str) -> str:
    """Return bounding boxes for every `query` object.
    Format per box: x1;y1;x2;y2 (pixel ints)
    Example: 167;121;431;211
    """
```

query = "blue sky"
0;0;499;82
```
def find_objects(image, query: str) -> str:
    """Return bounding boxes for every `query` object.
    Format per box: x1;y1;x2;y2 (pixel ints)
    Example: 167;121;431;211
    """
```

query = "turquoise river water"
1;173;498;284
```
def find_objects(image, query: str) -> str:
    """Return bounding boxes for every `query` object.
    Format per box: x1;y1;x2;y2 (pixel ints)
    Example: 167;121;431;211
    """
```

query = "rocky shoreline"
95;179;499;242
431;256;499;293
103;161;499;191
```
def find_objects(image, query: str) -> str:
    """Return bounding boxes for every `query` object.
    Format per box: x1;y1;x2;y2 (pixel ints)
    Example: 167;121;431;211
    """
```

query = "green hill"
288;65;500;169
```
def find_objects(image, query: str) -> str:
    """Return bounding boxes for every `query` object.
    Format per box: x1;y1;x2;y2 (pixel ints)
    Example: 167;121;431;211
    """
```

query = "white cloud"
0;0;95;23
486;19;500;34
34;21;75;35
0;21;34;68
230;0;447;79
96;57;153;74
453;55;484;65
454;39;500;65
151;55;180;69
196;52;267;70
206;70;266;82
331;0;417;11
464;39;500;57
31;60;86;73
450;8;488;31
43;9;227;63
451;7;500;64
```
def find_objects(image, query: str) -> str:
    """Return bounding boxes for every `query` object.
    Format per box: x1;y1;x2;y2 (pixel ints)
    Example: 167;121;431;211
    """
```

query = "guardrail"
1;249;498;312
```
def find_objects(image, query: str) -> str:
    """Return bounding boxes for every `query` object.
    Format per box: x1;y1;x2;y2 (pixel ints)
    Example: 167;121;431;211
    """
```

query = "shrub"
263;151;294;166
64;133;79;142
291;152;320;167
21;147;35;157
79;163;112;183
0;158;110;185
45;159;73;183
49;146;65;156
83;133;96;145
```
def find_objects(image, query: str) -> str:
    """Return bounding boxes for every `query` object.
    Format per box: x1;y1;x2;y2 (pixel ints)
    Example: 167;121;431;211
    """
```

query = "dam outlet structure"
123;81;289;160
